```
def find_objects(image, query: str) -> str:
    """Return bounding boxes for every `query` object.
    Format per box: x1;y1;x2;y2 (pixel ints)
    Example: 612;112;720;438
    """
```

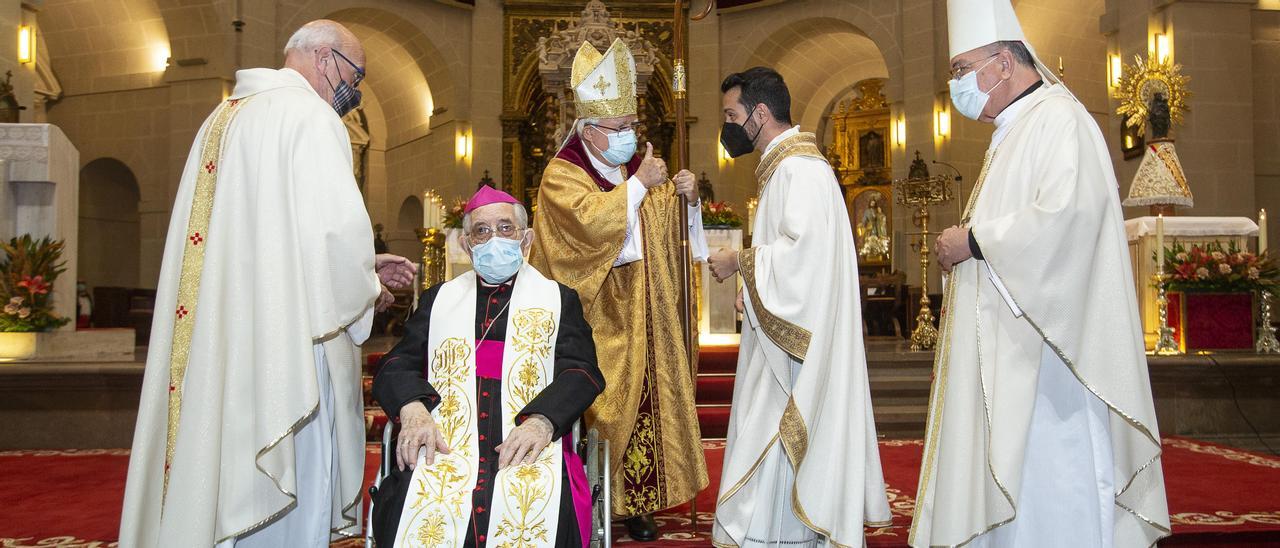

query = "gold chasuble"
530;144;707;517
529;36;706;518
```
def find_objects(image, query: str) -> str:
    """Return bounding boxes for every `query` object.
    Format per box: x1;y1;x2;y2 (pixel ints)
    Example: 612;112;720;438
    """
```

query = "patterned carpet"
1;438;1277;547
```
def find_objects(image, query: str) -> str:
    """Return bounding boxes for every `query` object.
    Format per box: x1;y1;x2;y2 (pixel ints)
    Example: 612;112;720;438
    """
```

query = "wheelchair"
364;419;612;547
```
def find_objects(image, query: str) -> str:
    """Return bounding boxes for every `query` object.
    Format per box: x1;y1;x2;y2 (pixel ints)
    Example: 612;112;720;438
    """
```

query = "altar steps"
694;341;935;440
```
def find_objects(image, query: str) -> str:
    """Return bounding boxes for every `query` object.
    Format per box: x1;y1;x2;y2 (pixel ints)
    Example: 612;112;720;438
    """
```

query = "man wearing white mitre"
119;20;417;547
909;1;1170;547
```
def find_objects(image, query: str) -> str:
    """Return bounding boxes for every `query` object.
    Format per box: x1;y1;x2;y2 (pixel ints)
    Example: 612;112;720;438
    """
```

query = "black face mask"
720;106;764;158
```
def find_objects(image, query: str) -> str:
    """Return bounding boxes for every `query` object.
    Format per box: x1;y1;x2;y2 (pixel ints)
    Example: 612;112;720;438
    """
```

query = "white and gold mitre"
571;38;637;119
947;0;1061;85
1124;139;1194;208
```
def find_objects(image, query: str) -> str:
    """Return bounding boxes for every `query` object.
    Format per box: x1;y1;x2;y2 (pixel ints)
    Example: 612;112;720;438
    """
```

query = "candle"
1261;209;1269;255
1156;214;1165;272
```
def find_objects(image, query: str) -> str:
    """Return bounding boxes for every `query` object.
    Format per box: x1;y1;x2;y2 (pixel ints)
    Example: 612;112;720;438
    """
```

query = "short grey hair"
462;202;529;234
284;24;343;56
984;41;1036;69
575;118;602;136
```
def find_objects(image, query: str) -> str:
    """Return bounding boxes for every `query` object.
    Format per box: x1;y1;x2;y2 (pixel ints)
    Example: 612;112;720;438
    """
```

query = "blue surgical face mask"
470;236;525;284
593;127;637;165
949;56;1004;121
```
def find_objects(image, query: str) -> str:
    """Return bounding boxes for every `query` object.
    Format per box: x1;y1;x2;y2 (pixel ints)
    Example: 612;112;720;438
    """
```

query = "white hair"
284;23;344;56
575;118;602;136
462;202;529;234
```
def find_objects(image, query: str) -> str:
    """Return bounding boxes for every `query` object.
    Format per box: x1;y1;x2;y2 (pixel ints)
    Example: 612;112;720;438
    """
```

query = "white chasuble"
909;84;1170;548
120;68;381;547
714;128;891;548
395;264;565;546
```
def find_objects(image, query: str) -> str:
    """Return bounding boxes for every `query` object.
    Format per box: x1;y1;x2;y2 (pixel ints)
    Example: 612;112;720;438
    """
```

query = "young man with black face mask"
707;66;891;548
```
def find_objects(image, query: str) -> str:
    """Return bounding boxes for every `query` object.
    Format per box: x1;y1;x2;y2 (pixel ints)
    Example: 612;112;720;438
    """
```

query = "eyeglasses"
589;122;645;134
949;53;999;80
331;48;365;88
467;222;522;244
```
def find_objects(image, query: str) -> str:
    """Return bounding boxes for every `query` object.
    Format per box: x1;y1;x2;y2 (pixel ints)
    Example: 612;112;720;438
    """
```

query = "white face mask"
949;56;1004;121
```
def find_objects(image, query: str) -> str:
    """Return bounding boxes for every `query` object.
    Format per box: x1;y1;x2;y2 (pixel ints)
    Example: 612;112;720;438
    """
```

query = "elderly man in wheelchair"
370;186;606;547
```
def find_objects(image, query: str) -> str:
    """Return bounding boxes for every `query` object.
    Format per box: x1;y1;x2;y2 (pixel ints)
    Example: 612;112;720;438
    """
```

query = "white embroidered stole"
395;264;564;546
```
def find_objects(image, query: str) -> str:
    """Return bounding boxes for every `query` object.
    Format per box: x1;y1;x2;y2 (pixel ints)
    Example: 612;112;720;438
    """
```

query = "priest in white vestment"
119;21;417;547
909;2;1170;547
708;66;891;548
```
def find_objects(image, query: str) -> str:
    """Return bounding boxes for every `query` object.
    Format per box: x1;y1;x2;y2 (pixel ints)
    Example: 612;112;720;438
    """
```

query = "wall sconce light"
1153;33;1170;64
935;106;950;139
152;44;171;72
17;26;33;64
717;139;733;166
894;116;906;147
456;130;472;161
1108;54;1123;88
1124;134;1134;150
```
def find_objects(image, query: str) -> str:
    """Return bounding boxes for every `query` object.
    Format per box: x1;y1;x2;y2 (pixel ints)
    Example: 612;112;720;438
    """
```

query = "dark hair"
986;40;1036;69
720;66;792;125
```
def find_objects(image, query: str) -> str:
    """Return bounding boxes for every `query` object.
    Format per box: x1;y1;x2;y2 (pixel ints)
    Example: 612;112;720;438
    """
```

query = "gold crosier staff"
672;0;715;534
672;0;715;379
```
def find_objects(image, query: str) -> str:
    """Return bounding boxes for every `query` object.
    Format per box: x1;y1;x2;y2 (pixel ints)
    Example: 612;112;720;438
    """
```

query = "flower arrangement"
0;235;70;332
1161;240;1280;293
702;201;743;228
443;198;466;229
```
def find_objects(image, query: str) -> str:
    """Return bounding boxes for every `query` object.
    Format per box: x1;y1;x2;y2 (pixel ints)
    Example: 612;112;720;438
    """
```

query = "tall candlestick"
1156;214;1165;271
1261;209;1268;255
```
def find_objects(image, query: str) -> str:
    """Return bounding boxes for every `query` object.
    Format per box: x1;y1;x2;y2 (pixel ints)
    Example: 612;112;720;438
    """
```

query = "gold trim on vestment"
714;433;781;507
163;97;247;502
1151;141;1191;196
739;247;811;361
909;133;1171;545
755;132;825;191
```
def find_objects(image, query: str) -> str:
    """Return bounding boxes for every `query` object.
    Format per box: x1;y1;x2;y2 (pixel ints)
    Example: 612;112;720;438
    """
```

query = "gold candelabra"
1152;272;1181;355
893;159;954;351
415;227;447;290
1257;290;1280;354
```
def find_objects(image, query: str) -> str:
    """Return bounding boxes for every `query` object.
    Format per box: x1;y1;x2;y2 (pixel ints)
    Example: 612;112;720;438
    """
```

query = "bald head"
283;20;365;108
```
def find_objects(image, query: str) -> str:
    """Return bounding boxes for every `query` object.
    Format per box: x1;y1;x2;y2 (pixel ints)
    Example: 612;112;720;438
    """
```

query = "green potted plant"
1161;240;1279;350
0;235;70;360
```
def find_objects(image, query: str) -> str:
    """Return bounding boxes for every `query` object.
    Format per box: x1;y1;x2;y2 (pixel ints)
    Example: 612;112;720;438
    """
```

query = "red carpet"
1;438;1277;546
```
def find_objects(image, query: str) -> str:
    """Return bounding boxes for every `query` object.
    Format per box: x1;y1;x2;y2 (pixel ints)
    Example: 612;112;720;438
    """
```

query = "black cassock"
371;275;604;547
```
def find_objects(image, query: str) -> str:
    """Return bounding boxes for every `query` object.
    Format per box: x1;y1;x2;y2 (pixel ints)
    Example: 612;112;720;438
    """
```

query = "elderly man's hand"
709;248;740;282
496;414;554;469
396;401;451;471
673;169;699;204
375;284;394;312
634;143;668;189
376;254;417;290
936;226;973;273
736;288;745;313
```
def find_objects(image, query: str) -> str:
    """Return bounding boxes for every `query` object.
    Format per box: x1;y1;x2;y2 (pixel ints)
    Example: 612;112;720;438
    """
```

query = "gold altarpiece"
502;0;679;207
827;78;893;274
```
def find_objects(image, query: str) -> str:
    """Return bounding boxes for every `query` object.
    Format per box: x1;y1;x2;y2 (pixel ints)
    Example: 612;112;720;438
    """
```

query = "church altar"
1125;216;1259;350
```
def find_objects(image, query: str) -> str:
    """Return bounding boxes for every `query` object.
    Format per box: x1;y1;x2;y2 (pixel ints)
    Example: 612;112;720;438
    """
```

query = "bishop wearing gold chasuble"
707;67;891;548
910;1;1170;547
528;38;709;540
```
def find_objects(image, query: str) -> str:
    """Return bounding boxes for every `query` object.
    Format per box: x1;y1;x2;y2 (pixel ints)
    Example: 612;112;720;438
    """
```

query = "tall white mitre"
948;0;1063;87
570;38;638;119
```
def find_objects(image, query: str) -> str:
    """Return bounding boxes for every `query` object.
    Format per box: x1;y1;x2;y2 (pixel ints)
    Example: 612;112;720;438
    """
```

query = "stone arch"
78;158;141;290
41;0;172;94
279;4;461;141
721;2;903;101
397;195;423;233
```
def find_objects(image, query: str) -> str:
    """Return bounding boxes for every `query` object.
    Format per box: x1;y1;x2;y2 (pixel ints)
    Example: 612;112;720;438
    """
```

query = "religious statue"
857;193;891;261
0;71;26;124
697;171;715;204
1119;54;1194;214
